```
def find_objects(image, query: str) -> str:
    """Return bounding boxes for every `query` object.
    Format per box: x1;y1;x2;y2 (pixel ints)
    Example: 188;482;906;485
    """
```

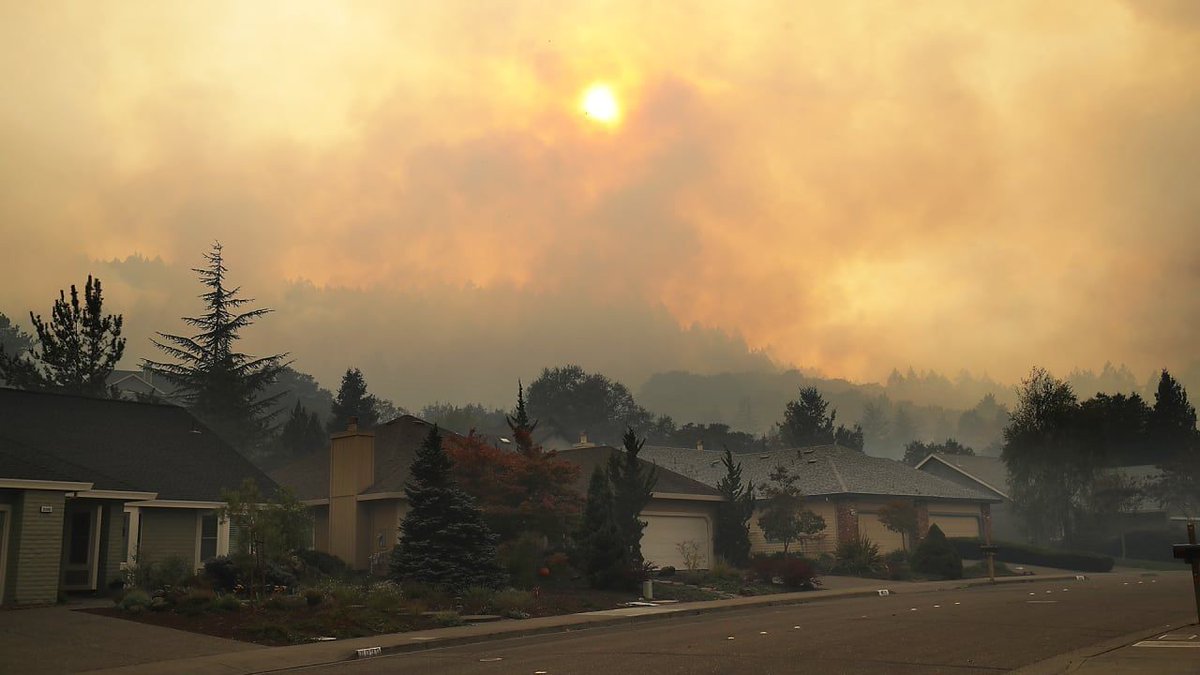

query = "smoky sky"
1;1;1197;410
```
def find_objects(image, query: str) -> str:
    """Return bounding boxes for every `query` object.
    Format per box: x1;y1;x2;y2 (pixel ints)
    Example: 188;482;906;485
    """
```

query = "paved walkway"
0;601;261;675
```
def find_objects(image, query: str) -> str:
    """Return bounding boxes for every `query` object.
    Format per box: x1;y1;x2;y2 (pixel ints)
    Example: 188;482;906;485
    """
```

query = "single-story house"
0;388;277;606
918;454;1173;544
270;418;723;572
641;443;1000;555
915;453;1022;541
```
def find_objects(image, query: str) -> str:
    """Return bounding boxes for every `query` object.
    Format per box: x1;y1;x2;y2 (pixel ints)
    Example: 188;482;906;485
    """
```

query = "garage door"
929;514;980;539
641;515;711;570
858;513;906;553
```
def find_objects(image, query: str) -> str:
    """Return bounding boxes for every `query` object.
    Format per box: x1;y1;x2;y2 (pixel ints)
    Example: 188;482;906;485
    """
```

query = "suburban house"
640;443;1000;555
270;417;723;572
106;368;179;403
917;453;1173;545
915;453;1022;541
0;388;277;606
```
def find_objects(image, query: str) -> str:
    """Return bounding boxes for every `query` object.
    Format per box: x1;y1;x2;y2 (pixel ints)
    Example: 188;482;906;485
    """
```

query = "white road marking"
910;608;918;611
727;636;735;640
793;626;800;629
1027;600;1058;604
933;605;940;608
954;602;961;605
760;631;768;635
479;657;503;662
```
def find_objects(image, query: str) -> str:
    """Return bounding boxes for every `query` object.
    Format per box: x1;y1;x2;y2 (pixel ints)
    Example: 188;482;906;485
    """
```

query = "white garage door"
858;513;906;553
929;514;980;539
642;515;711;570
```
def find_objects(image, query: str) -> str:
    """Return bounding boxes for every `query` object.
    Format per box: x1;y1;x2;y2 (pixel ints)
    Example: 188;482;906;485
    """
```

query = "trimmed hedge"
949;538;1114;573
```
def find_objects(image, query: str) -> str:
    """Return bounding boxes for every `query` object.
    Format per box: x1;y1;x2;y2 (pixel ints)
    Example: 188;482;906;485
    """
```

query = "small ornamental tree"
876;500;920;551
757;464;805;555
911;524;962;579
714;448;755;566
390;425;505;590
217;478;313;597
794;509;828;554
446;431;583;542
506;380;539;455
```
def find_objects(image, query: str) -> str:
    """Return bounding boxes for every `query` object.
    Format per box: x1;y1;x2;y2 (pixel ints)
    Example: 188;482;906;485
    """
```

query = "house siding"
12;490;67;606
138;509;199;567
749;498;838;556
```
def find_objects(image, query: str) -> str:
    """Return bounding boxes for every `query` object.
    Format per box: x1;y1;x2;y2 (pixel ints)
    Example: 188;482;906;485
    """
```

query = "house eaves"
915;454;1010;500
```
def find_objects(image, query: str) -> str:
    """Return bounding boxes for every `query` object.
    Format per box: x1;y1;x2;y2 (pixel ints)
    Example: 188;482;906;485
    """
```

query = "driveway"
0;601;260;675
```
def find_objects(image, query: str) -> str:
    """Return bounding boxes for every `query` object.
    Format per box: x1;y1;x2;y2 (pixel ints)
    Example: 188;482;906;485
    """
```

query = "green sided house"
271;418;723;572
0;388;277;606
640;443;1001;555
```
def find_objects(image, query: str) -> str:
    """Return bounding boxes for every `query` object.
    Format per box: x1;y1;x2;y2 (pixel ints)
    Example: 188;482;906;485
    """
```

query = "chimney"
696;440;704;452
579;431;588;445
329;417;374;570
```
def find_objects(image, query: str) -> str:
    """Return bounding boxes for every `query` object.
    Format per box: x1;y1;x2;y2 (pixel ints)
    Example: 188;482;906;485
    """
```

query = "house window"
200;514;218;562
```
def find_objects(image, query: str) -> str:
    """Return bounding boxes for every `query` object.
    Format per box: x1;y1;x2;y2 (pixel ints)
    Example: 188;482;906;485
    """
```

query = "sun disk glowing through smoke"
580;84;621;125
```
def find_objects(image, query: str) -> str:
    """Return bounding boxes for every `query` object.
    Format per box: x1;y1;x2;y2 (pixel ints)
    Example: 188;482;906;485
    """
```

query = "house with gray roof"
0;388;278;606
271;419;724;570
641;443;1000;555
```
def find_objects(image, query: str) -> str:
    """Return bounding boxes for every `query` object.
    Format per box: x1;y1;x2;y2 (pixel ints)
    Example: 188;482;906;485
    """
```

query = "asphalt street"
296;571;1196;674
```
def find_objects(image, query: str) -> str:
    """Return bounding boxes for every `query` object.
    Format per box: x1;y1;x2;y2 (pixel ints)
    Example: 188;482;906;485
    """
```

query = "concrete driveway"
0;601;260;675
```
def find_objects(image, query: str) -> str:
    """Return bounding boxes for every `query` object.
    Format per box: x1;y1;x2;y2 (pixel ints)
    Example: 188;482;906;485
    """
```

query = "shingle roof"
0;387;278;501
271;415;465;500
554;445;722;498
640;444;998;502
918;453;1011;498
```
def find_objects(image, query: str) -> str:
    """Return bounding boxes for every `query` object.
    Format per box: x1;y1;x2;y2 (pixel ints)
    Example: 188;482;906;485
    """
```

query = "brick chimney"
575;431;593;448
328;418;375;569
697;440;705;452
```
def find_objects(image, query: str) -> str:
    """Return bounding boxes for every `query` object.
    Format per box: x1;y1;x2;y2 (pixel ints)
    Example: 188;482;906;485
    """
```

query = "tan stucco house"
0;388;277;606
641;443;1000;555
271;416;723;572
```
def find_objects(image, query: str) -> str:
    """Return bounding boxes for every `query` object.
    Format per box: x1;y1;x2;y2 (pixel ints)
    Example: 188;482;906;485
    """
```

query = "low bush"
911;525;962;579
833;537;884;577
460;586;495;615
402;581;453;610
324;580;367;606
304;588;324;607
709;557;742;582
117;590;151;613
883;550;913;581
132;555;193;592
949;538;1114;573
749;556;817;589
498;533;544;589
658;566;677;577
210;594;242;612
366;582;405;612
176;588;216;614
203;556;240;593
493;588;535;617
296;549;349;578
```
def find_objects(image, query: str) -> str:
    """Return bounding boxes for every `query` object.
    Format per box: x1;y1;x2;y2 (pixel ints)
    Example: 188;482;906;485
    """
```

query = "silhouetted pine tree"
327;368;379;433
0;276;125;397
714;448;755;566
390;425;505;590
506;380;538;455
143;243;288;454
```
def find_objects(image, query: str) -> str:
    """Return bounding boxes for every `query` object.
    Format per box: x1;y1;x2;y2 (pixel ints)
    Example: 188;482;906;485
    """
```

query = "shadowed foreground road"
298;572;1195;674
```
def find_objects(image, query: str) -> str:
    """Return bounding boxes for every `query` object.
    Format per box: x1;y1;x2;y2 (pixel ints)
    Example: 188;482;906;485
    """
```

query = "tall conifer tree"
714;448;755;565
144;243;288;453
328;368;380;432
390;425;505;589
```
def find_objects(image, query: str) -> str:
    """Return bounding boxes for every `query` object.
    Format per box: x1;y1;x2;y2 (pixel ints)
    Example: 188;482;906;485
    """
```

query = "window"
200;514;218;562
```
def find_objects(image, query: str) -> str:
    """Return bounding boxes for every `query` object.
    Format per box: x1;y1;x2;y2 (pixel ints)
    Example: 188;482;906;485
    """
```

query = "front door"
61;503;101;591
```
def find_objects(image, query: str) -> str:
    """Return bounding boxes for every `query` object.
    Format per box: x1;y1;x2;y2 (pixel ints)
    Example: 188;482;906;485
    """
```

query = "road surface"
298;571;1195;674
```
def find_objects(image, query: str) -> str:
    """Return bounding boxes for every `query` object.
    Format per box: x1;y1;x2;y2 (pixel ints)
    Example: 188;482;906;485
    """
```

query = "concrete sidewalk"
0;602;261;675
89;572;1085;675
